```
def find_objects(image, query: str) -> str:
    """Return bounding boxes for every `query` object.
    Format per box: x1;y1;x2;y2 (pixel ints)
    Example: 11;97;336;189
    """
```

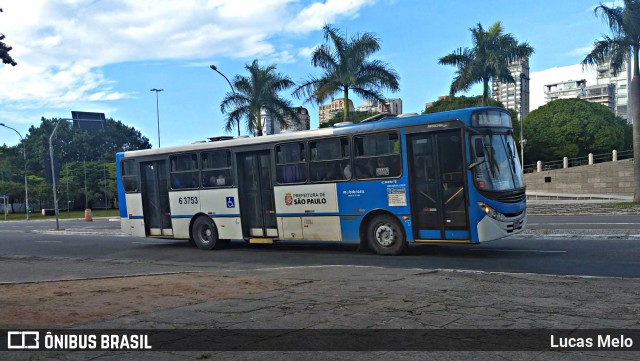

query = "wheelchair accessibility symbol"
226;197;235;208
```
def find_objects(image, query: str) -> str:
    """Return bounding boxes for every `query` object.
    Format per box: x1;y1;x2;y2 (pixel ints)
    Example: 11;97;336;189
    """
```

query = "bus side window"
276;142;307;184
354;131;402;179
170;153;199;190
121;159;138;192
308;137;350;183
201;150;233;188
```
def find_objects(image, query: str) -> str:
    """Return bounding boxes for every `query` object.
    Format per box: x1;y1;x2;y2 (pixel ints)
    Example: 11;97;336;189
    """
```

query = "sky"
0;0;624;149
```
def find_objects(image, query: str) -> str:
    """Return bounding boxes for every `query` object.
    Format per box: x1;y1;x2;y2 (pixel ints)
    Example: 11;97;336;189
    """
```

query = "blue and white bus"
116;106;526;255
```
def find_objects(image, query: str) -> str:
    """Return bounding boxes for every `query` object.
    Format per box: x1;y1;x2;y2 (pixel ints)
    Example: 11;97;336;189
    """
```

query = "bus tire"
367;214;406;256
191;216;224;250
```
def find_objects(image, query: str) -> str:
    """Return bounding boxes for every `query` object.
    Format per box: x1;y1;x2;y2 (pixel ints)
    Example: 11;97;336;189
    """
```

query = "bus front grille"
496;190;526;203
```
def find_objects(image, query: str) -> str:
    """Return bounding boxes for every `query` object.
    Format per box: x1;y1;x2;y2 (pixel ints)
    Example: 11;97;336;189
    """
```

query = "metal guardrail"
523;149;633;173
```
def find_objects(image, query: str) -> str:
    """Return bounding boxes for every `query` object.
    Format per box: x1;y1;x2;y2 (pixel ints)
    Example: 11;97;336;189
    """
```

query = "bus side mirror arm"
468;159;485;170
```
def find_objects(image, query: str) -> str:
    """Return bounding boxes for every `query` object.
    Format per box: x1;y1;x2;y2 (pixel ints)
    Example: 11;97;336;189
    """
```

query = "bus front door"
237;151;278;239
140;160;173;236
408;130;469;241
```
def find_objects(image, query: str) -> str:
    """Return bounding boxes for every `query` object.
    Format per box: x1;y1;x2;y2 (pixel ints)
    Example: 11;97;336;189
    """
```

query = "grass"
603;202;640;208
0;209;119;221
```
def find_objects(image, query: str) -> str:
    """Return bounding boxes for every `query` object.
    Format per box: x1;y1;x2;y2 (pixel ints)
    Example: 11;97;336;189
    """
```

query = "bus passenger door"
237;151;278;238
408;130;469;241
140;160;173;236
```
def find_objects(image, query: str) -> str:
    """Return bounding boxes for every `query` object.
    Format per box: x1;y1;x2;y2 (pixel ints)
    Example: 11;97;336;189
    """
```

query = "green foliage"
293;24;400;122
220;60;298;137
524;98;629;163
423;95;504;113
28;176;51;205
59;161;117;210
0;7;18;67
439;22;534;105
0;181;23;212
319;110;378;128
0;145;21;183
1;118;150;211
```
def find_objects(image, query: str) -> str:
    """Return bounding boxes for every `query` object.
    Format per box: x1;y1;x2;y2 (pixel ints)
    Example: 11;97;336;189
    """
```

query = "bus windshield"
471;133;524;191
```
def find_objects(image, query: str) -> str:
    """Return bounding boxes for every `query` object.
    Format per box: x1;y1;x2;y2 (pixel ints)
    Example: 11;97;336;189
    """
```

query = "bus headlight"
478;202;506;221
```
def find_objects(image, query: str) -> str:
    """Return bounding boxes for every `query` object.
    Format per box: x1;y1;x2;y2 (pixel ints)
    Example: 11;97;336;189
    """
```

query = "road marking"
470;249;567;253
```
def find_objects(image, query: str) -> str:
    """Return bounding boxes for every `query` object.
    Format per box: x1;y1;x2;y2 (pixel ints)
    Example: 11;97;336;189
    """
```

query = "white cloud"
298;45;319;58
565;46;594;57
0;0;372;124
286;0;377;33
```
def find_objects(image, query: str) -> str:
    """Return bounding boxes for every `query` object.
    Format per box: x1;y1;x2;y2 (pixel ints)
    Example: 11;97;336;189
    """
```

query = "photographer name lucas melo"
551;334;634;348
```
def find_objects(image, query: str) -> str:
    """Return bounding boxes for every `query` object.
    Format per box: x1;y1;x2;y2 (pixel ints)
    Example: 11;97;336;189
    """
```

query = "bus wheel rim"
200;225;212;244
375;223;395;247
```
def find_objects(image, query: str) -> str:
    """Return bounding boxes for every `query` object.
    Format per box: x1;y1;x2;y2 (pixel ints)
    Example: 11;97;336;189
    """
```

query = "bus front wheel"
192;216;226;250
367;214;406;256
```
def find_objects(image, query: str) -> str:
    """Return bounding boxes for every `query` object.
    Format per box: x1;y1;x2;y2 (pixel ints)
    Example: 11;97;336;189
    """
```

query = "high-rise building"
263;106;310;135
318;98;355;126
533;59;630;121
285;107;311;132
595;60;631;121
491;57;531;119
544;79;615;112
356;98;403;115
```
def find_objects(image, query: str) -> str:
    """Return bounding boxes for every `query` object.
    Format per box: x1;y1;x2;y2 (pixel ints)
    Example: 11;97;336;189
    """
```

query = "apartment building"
491;57;531;118
262;106;311;135
318;98;355;126
356;98;403;115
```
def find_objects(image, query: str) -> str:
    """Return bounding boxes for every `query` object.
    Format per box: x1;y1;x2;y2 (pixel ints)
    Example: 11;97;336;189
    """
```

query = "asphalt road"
1;215;639;280
528;214;640;230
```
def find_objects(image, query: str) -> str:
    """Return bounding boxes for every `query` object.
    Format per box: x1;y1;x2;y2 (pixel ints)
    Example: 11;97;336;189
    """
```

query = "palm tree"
220;60;299;136
582;0;640;202
439;22;534;105
0;8;18;66
293;24;400;122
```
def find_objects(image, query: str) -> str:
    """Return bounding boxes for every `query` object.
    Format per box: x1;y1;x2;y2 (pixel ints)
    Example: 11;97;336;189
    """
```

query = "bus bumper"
476;212;527;242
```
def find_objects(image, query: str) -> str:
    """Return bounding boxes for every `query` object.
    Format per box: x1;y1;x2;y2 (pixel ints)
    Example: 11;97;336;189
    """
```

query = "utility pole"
150;88;164;148
520;72;529;172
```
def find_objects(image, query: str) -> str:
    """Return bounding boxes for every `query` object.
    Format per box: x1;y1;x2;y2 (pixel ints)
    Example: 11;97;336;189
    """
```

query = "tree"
524;99;630;163
293;24;400;122
439;22;533;105
220;60;299;137
1;117;150;211
582;0;640;201
319;110;378;128
422;95;504;114
0;181;22;212
0;8;17;67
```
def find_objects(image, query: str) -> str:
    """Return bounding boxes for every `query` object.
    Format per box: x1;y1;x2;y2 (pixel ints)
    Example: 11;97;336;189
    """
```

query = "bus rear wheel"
192;216;226;250
367;214;406;256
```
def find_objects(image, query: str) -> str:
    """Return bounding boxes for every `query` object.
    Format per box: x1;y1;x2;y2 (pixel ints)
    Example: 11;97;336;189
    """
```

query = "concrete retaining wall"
524;158;635;196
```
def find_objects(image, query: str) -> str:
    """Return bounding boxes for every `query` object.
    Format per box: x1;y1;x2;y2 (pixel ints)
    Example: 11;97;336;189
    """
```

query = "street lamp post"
209;65;240;137
519;73;529;173
0;123;29;220
150;88;164;148
49;119;64;230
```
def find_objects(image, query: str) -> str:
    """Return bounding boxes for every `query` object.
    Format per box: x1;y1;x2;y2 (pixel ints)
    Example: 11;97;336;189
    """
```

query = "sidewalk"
3;264;639;360
526;200;640;215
